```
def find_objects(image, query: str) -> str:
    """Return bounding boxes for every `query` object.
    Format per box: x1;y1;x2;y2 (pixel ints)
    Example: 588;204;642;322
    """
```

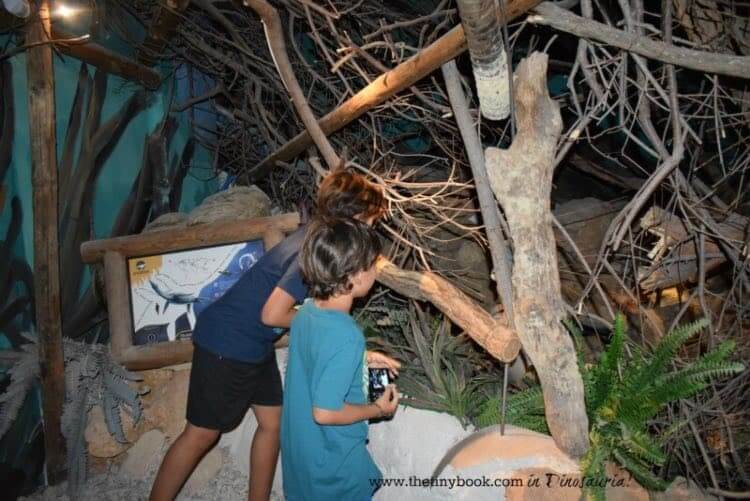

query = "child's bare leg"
248;404;281;501
150;422;220;501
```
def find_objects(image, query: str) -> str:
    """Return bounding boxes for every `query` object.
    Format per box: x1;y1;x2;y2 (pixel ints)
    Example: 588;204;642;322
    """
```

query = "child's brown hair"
300;218;381;300
316;169;385;222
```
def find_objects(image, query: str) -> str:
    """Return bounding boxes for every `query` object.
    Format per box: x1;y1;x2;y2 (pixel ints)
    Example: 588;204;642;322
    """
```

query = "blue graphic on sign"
193;240;264;316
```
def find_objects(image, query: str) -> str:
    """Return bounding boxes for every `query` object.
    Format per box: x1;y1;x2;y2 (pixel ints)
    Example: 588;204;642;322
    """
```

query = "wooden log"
638;206;746;291
376;257;521;362
50;28;161;89
80;212;300;264
26;0;66;483
485;53;589;458
246;0;543;179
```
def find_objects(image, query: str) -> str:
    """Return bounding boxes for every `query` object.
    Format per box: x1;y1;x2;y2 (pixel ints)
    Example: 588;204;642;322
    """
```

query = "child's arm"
313;385;399;425
260;287;297;328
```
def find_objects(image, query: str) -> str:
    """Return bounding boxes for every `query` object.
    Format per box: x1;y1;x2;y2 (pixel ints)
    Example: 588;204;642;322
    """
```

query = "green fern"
475;386;548;433
474;314;744;498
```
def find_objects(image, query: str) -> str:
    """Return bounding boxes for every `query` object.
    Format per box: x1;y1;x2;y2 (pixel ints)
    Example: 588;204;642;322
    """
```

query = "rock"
183;447;224;495
85;367;180;458
187;186;271;226
603;463;649;501
85;405;141;458
120;429;166;479
143;212;189;232
369;405;471;500
138;366;178;396
143;367;190;442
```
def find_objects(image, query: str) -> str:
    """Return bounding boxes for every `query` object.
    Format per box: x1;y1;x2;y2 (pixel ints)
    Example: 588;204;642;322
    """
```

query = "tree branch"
529;2;750;79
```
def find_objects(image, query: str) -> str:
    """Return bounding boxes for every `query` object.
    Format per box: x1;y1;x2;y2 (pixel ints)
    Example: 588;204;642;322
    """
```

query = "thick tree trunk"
26;0;66;483
485;52;589;458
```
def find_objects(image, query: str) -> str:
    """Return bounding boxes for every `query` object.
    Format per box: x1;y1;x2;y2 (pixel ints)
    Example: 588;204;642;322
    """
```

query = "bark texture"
376;257;521;362
26;0;66;482
485;52;589;458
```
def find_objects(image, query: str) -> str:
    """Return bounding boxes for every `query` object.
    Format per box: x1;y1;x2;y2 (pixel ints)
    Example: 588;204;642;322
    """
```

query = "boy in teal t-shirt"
281;219;400;501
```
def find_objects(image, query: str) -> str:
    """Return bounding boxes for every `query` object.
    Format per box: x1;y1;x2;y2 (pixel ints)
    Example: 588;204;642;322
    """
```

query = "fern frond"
657;362;743;397
628;318;708;390
475;386;548;432
102;386;127;443
587;314;626;413
612;448;669;491
507;385;545;414
617;423;667;465
61;381;90;499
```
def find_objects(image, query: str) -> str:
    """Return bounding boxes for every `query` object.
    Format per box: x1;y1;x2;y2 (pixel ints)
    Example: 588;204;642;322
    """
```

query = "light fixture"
55;3;79;18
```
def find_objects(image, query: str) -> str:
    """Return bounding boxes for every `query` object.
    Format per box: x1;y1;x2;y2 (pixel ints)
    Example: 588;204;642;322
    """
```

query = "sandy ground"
19;446;283;501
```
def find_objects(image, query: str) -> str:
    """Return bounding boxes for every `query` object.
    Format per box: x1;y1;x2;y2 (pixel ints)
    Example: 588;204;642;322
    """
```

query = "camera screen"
368;368;390;401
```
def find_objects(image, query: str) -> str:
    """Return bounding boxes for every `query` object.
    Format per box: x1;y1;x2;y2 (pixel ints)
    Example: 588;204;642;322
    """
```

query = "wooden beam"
50;28;161;89
26;0;66;484
247;0;543;179
80;212;300;264
136;0;190;66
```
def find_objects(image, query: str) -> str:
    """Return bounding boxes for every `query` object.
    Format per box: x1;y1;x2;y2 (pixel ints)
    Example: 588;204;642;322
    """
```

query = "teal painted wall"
0;38;218;484
1;52;216;267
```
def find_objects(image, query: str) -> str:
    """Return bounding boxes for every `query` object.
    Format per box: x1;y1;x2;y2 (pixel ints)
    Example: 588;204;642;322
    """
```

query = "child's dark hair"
300;218;382;300
316;169;385;221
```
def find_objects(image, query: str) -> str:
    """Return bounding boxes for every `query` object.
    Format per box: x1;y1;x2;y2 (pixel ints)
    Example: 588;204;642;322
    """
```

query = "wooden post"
485;53;589;458
26;0;66;483
103;252;132;358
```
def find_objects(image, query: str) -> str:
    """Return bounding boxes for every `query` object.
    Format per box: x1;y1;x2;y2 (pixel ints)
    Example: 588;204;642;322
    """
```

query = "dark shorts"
186;345;282;432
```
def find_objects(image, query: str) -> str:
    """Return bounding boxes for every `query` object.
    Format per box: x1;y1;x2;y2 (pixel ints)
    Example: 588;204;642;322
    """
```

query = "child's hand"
375;384;400;417
366;351;401;377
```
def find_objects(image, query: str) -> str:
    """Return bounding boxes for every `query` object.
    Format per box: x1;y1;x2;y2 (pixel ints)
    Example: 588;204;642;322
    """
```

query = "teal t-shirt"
281;300;381;501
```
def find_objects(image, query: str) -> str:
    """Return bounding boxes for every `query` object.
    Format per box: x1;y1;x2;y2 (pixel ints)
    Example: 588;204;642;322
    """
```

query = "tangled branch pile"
97;0;749;492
